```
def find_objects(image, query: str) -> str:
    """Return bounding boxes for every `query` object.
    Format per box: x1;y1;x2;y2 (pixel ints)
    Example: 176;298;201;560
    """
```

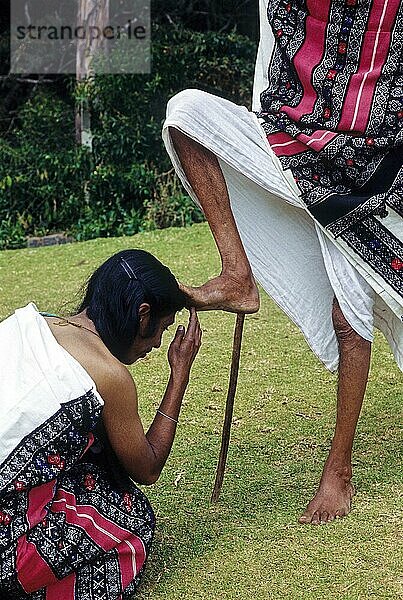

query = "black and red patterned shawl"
256;0;403;304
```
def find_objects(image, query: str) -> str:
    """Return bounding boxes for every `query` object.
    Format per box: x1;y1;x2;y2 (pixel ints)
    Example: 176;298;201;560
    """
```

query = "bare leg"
299;297;371;524
169;127;259;313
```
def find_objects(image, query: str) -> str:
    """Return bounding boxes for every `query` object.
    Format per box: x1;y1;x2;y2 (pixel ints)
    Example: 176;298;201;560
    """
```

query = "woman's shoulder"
45;319;133;395
79;339;136;402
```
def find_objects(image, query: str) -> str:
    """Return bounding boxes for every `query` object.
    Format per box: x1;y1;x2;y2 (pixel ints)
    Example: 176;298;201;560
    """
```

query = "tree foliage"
153;0;258;38
0;23;257;247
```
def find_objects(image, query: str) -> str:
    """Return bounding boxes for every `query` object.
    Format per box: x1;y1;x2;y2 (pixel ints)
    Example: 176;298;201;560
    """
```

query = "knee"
166;88;208;119
332;298;363;345
168;125;186;146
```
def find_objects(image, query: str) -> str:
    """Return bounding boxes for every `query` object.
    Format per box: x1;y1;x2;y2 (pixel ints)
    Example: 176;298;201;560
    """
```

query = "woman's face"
127;310;176;363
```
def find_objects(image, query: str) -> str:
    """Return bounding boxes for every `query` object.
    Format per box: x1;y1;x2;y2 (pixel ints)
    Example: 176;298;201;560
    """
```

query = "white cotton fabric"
0;303;102;465
162;87;403;372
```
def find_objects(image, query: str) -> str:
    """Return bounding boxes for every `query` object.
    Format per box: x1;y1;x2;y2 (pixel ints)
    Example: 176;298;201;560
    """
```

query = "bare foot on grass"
179;272;260;313
299;464;355;525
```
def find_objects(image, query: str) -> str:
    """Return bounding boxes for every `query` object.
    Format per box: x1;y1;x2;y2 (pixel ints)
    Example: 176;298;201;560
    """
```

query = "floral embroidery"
84;473;96;491
391;258;403;271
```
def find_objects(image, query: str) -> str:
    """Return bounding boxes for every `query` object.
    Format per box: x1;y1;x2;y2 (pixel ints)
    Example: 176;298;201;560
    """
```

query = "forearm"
140;309;201;484
144;373;188;481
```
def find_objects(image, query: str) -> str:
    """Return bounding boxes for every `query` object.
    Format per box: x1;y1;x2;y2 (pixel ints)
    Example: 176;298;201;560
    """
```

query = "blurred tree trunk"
75;0;110;148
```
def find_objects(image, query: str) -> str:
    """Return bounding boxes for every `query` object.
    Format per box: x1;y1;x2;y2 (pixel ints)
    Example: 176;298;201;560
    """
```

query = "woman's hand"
168;307;202;384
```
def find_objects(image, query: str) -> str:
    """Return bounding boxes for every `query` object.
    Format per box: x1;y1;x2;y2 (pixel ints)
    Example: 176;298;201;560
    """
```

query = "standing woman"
0;249;202;599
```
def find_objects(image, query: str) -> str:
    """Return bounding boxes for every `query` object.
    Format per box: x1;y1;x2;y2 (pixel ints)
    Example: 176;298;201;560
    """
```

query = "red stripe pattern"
257;0;403;205
14;469;152;599
281;0;332;123
0;394;155;599
338;0;401;132
51;489;146;586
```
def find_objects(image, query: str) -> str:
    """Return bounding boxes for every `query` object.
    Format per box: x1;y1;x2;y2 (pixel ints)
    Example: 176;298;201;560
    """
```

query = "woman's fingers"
177;324;186;339
196;321;202;346
168;310;202;377
194;311;202;348
192;314;202;348
184;308;202;349
167;326;185;362
186;307;198;335
172;324;185;346
169;309;201;362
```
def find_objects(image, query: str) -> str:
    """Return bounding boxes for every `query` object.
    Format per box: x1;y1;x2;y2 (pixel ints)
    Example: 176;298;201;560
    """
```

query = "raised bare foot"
179;272;260;313
299;464;355;525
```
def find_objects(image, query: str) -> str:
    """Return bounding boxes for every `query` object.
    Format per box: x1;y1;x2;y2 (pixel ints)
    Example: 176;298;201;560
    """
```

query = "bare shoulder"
100;355;136;402
81;344;137;405
44;317;136;403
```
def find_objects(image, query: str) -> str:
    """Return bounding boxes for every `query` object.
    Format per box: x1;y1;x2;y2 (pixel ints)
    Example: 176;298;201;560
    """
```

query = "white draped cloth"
162;6;403;372
0;303;102;465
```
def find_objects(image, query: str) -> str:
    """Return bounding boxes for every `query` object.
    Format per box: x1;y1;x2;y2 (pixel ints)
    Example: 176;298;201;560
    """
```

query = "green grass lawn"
0;223;402;599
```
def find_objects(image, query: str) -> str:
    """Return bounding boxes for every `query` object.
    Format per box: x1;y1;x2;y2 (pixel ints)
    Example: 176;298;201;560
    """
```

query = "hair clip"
120;257;137;280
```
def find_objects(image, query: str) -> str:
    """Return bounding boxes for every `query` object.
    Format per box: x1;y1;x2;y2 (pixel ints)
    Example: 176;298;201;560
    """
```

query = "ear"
138;303;151;337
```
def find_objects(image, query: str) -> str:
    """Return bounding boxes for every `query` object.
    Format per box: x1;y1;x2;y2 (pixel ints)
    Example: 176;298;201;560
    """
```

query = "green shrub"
0;93;91;238
70;202;144;242
0;25;256;248
142;169;204;230
0;216;26;250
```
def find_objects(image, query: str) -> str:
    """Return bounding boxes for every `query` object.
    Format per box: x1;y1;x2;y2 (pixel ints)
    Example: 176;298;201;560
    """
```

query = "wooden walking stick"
211;313;245;503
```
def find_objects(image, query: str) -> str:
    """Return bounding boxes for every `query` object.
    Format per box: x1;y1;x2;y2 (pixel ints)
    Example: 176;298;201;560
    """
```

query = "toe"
298;508;314;524
311;511;321;525
320;511;329;524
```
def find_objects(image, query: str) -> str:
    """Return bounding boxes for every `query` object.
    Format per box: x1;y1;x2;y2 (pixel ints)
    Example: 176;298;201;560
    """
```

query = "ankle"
324;455;352;481
221;265;254;283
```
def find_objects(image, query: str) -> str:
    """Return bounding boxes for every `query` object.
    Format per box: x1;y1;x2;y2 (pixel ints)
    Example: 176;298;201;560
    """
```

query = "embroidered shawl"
256;0;403;304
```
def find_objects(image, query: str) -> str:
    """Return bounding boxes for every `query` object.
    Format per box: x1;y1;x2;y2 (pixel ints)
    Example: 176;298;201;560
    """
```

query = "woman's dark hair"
77;249;186;363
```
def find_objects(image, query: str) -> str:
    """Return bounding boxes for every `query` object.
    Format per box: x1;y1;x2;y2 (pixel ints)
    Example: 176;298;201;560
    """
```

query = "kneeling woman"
0;250;201;599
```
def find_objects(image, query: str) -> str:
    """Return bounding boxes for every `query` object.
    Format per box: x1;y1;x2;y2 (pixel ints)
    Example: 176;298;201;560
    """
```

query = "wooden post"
75;0;110;149
211;314;245;503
